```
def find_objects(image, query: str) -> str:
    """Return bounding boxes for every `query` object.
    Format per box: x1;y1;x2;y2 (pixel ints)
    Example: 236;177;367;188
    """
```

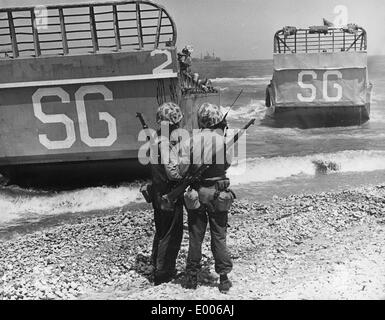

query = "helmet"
182;45;194;54
156;102;183;125
197;103;224;129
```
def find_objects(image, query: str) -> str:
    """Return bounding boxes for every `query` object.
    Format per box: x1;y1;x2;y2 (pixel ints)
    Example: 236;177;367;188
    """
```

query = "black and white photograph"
0;0;384;310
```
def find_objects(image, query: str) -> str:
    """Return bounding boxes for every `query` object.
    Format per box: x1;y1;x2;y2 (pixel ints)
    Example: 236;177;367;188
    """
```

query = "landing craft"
265;24;372;128
0;1;219;187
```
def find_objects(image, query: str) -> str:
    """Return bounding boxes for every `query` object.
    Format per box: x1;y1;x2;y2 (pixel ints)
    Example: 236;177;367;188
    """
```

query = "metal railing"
274;26;367;53
0;0;177;58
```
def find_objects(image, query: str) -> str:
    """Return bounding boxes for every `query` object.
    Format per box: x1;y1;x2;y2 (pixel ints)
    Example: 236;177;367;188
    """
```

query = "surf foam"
228;150;385;185
221;100;267;121
0;184;144;225
211;76;271;86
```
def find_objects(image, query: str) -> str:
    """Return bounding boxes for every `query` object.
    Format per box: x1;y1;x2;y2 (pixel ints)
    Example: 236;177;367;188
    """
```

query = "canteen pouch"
140;183;153;203
198;186;216;212
214;178;230;191
184;188;201;210
213;189;236;212
198;187;216;204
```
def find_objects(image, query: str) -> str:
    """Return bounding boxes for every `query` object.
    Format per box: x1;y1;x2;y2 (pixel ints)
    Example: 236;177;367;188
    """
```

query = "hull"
0;50;179;165
0;49;220;186
0;92;220;188
0;1;220;187
265;104;370;128
0;158;148;188
266;51;372;128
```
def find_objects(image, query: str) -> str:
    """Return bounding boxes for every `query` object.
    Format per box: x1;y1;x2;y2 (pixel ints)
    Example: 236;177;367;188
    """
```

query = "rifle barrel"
223;89;244;121
136;112;149;129
165;118;256;203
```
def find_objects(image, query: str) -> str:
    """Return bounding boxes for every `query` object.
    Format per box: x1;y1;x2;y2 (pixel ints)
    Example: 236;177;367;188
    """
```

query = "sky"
1;0;385;60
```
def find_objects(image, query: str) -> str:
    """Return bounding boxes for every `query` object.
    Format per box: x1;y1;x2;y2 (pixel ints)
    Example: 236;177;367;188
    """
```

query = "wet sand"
1;184;385;300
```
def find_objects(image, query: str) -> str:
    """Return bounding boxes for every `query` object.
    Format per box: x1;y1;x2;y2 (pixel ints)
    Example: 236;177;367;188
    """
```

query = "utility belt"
141;177;236;212
140;182;178;212
184;177;236;212
198;176;227;188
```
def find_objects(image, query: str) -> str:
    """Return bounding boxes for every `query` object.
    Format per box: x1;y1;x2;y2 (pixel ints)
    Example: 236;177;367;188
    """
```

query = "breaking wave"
221;100;267;121
211;76;271;86
3;150;385;226
0;184;144;225
228;150;385;185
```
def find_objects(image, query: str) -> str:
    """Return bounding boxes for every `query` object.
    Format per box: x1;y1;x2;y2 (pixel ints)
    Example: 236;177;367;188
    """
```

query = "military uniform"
178;45;194;88
150;103;184;285
177;103;234;292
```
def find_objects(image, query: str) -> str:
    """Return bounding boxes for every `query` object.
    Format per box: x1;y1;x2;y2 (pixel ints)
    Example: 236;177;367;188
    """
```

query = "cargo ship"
0;1;219;187
192;51;221;62
265;24;372;128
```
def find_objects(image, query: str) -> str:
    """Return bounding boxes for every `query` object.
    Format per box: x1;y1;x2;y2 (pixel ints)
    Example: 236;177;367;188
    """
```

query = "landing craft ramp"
0;1;218;186
265;25;372;128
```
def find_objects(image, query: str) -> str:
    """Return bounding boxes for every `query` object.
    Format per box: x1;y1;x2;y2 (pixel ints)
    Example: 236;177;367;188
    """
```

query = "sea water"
1;57;385;229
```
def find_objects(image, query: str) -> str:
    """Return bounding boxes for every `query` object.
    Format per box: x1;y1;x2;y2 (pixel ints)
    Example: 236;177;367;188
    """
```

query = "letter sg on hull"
0;1;181;167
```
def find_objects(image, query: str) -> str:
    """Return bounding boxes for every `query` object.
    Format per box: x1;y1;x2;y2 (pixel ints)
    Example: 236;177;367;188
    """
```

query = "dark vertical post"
274;36;277;53
89;5;99;52
7;11;19;58
294;31;297;53
332;29;335;52
305;30;308;53
318;33;320;52
154;9;163;48
59;8;69;55
112;4;121;51
136;2;143;49
31;8;41;57
360;33;364;51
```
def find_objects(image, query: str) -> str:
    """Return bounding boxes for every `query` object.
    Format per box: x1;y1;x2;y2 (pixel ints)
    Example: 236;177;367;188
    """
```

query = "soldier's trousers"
186;206;233;275
151;202;184;278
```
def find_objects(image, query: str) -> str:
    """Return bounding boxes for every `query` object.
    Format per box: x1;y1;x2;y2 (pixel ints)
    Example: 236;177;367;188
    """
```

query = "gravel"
1;184;385;300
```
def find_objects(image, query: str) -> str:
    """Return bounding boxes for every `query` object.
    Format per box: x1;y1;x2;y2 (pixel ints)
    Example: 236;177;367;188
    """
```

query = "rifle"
136;112;149;130
223;89;243;121
163;118;256;204
136;112;156;145
136;112;154;203
218;89;244;132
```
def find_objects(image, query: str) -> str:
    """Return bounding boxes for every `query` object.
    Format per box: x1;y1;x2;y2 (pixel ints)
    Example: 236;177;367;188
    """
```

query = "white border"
0;72;178;89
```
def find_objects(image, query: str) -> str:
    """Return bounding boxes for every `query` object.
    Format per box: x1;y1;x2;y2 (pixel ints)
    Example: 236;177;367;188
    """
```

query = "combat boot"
154;269;177;286
185;272;198;290
218;274;232;293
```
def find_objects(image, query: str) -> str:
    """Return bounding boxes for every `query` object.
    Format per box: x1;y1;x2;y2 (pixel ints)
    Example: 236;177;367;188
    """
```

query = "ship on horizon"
192;51;221;62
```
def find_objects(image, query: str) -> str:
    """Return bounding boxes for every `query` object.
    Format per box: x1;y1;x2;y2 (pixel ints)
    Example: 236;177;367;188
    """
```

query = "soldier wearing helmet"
178;45;193;73
178;45;194;88
182;45;194;55
176;103;234;293
150;102;184;285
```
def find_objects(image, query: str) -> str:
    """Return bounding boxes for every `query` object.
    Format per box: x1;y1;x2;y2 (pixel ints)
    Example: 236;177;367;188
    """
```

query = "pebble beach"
1;184;384;300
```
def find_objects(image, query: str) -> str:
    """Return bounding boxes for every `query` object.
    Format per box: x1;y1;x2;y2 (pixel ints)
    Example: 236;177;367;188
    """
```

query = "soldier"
178;45;193;74
150;102;185;285
177;103;235;293
177;45;194;88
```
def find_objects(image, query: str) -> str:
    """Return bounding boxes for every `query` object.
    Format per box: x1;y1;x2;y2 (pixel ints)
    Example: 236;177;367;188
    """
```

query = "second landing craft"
265;24;372;128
